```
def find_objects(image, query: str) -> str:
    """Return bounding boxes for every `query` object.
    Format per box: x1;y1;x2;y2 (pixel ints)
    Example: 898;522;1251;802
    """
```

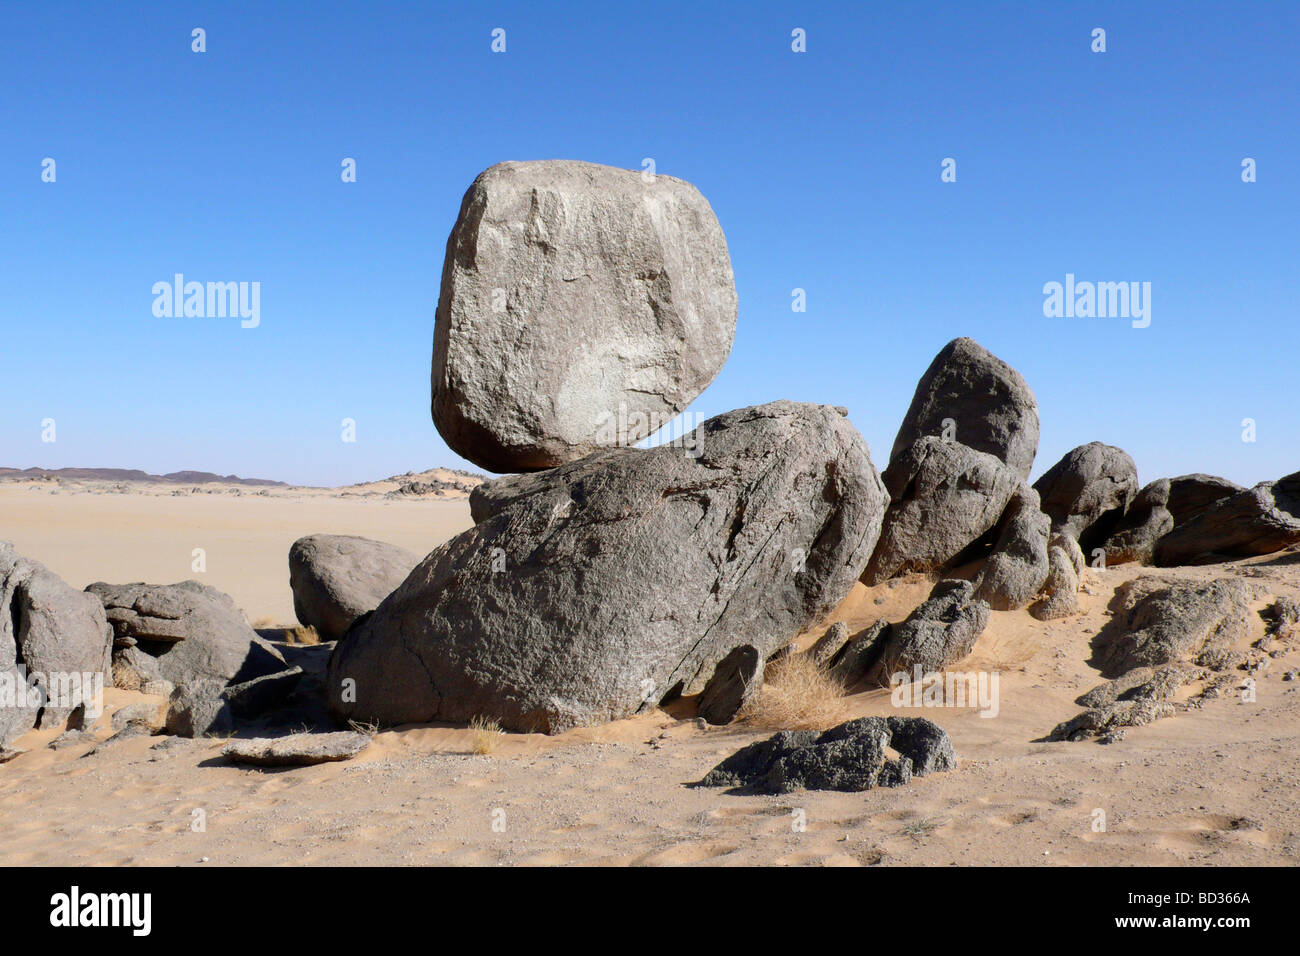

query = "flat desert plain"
2;479;1298;866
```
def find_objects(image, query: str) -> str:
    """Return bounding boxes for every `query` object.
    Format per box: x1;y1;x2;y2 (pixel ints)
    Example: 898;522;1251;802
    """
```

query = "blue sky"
2;1;1296;487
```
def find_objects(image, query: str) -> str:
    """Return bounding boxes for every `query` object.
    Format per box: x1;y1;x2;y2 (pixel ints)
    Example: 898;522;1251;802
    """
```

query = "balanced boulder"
1153;472;1300;566
888;337;1039;481
328;401;888;733
87;581;285;689
1033;442;1139;553
431;160;737;473
864;437;1020;584
288;534;419;642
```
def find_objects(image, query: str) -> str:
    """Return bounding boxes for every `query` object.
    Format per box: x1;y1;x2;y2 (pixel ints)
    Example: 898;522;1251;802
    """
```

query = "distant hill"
0;466;287;487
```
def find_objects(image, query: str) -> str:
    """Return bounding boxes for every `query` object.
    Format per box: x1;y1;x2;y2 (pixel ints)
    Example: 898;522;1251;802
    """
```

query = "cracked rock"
329;401;888;733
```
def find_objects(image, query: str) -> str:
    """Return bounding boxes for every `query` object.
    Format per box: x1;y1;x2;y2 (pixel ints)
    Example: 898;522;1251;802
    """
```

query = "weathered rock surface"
871;580;990;682
164;679;234;738
431;160;737;473
697;716;957;794
1153;472;1300;566
1033;442;1139;552
1;542;112;745
973;485;1051;610
696;645;763;725
1048;569;1272;742
809;621;852;668
87;581;285;689
1090;577;1262;678
111;645;164;692
1048;664;1199;743
222;666;304;719
1028;533;1085;621
864;437;1020;584
1102;478;1174;566
888;337;1039;481
827;620;891;686
288;534;419;642
1166;474;1245;526
329;401;888;733
222;731;371;767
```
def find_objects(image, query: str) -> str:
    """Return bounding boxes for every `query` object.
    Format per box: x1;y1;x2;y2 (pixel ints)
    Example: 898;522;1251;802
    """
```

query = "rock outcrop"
1028;533;1086;621
222;731;370;767
696;645;763;725
697;716;957;794
328;402;888;733
1101;478;1174;566
871;579;990;682
888;337;1039;481
973;485;1051;610
1090;576;1262;677
1165;474;1245;526
1153;472;1300;566
87;581;285;689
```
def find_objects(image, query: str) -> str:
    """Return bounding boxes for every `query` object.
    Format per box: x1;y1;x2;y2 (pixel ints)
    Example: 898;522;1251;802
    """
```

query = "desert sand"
2;480;1297;867
0;477;474;624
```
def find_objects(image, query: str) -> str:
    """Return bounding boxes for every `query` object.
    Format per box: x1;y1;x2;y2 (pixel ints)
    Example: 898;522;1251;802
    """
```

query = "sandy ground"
0;482;472;623
2;484;1298;866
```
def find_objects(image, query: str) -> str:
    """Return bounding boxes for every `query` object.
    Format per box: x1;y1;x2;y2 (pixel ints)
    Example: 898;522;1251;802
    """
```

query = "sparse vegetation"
468;715;503;755
251;618;321;644
283;625;320;645
903;817;947;841
738;652;846;730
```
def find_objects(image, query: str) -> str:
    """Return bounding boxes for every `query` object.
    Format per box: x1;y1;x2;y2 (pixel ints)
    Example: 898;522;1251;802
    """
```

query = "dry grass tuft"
250;619;319;644
283;625;321;645
738;653;846;731
468;715;503;755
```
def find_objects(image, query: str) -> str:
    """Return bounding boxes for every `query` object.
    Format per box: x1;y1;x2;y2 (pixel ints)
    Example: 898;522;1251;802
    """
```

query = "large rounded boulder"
863;437;1020;585
888;337;1040;481
1;542;113;744
328;402;888;733
288;535;420;642
431;160;738;473
86;581;285;689
1032;442;1139;552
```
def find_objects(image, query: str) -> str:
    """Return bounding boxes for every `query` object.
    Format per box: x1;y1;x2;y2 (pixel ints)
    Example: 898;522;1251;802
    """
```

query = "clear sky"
2;1;1296;487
